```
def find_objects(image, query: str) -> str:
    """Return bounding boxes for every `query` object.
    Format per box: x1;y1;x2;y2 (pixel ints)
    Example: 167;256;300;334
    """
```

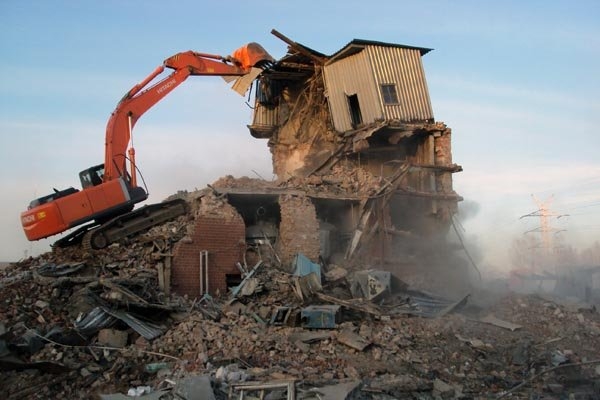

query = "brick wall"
278;194;320;266
171;213;245;298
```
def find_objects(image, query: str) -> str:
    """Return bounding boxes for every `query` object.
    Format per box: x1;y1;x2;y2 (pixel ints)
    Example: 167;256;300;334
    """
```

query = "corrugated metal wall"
323;51;380;132
367;46;433;122
323;46;434;133
251;102;279;127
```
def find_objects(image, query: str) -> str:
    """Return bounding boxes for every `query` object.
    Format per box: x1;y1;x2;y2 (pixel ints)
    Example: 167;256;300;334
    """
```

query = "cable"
451;217;482;282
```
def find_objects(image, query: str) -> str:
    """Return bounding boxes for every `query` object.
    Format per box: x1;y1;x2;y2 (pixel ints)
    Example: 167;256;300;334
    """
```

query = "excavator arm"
104;43;273;184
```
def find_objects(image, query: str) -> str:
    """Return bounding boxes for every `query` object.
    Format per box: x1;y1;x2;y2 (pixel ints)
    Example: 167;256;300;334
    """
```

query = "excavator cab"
79;164;105;189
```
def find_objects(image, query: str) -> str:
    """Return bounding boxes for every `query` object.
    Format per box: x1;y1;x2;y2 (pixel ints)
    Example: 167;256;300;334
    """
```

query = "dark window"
381;84;399;104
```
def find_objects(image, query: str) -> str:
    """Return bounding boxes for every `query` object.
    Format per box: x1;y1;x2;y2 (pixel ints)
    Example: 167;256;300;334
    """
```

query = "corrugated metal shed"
323;40;434;132
249;103;279;138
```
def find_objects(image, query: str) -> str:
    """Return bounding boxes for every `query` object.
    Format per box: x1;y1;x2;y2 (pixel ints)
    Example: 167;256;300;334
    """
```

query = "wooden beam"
410;163;463;173
271;29;326;64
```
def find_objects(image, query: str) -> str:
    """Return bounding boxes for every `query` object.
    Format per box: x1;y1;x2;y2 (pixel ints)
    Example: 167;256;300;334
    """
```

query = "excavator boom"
105;42;273;184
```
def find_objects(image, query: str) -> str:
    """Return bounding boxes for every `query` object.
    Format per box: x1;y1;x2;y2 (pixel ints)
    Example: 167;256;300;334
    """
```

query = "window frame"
380;83;400;105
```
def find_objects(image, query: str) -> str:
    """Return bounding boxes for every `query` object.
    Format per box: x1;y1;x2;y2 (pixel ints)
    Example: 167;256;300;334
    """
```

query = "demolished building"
171;31;465;297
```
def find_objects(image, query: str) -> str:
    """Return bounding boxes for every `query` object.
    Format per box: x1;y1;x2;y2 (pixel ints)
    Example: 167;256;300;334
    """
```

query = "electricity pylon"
520;195;569;270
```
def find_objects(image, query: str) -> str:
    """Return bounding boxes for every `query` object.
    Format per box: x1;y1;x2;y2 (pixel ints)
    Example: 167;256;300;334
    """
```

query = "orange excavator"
21;43;273;250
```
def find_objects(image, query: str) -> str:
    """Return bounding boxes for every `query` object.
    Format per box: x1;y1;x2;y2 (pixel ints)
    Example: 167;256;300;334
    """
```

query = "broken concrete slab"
34;300;49;309
174;375;215;400
479;313;522;331
337;329;371;351
97;329;128;348
433;378;455;399
288;331;332;344
455;334;487;349
306;380;360;400
324;265;348;282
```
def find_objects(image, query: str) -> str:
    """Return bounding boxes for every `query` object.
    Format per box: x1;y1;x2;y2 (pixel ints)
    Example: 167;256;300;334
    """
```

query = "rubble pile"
210;167;382;199
2;216;600;399
279;164;382;198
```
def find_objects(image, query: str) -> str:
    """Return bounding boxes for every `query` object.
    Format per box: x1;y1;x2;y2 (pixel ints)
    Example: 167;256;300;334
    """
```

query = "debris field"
2;188;600;399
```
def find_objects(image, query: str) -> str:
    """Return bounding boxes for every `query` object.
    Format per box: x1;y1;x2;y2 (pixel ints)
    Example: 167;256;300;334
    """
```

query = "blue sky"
1;1;599;272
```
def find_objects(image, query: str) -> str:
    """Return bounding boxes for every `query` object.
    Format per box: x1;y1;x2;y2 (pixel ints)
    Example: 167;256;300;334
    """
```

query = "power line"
533;176;600;196
567;201;600;210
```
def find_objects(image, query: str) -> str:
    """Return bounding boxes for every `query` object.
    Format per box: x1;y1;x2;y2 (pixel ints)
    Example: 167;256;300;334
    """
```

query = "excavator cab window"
79;164;105;189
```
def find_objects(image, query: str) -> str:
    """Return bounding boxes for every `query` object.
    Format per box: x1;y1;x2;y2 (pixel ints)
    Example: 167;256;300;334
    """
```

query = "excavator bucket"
232;43;274;70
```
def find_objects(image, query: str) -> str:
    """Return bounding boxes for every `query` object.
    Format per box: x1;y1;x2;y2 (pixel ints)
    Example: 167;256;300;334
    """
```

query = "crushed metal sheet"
478;314;522;331
74;307;116;335
384;290;469;318
316;293;382;317
37;262;86;277
0;270;32;289
75;307;165;340
103;308;165;340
